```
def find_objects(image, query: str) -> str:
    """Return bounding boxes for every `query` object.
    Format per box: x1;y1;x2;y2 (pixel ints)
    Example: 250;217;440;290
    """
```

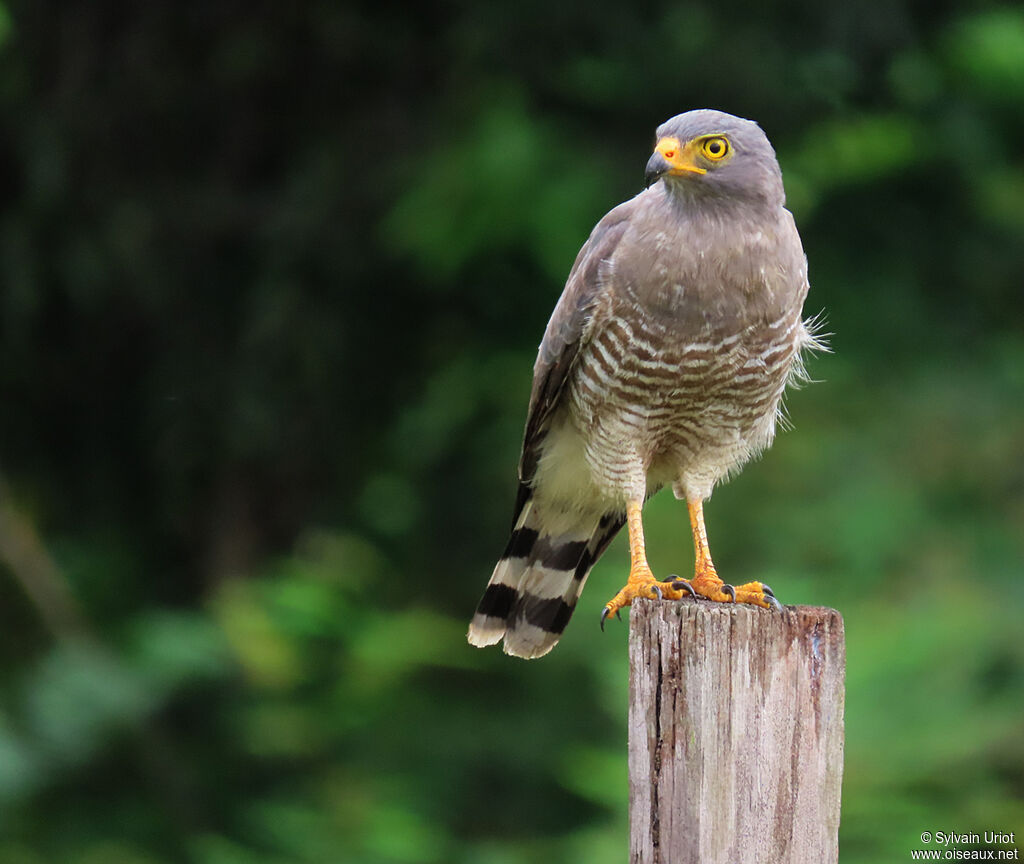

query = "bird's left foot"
671;570;782;610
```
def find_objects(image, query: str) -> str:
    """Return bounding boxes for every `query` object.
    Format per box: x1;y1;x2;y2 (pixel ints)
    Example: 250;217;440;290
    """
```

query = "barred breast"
548;300;809;509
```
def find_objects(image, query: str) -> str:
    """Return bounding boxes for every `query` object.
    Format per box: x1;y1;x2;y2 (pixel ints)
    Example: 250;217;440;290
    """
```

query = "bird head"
644;109;784;207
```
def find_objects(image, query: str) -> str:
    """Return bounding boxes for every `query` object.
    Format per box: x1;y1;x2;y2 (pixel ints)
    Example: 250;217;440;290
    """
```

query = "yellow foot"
674;570;782;610
600;568;690;630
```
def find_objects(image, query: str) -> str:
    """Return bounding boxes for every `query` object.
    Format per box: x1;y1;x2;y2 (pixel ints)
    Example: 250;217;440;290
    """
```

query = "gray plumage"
469;109;819;658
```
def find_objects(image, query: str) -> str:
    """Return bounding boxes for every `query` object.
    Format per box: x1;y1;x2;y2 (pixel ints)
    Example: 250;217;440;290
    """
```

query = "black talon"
722;583;736;602
670;578;697;598
600;606;625;631
651;584;663;601
761;583;775;598
765;594;783;611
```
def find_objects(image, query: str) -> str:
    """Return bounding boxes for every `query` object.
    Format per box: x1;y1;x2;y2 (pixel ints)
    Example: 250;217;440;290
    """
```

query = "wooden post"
628;599;845;864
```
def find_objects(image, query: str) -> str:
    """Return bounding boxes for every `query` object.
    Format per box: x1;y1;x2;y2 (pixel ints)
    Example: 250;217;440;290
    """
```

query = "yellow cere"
654;136;707;176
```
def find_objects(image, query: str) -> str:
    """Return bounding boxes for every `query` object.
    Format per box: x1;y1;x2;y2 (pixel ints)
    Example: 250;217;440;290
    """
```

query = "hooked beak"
645;151;671;188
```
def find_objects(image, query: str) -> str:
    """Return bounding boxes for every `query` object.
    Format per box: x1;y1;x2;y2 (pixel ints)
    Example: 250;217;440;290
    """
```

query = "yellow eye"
701;137;729;160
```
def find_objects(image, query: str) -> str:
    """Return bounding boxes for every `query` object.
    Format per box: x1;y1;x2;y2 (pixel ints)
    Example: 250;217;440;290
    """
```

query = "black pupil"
708;140;722;155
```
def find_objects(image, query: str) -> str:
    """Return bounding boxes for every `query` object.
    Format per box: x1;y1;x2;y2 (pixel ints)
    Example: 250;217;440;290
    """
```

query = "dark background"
0;2;1022;862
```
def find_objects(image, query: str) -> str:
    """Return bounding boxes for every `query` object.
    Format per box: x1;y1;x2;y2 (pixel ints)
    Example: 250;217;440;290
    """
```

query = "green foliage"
0;2;1022;863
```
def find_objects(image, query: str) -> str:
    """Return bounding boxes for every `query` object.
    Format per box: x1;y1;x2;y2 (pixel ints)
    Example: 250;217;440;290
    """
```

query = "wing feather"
510;201;634;523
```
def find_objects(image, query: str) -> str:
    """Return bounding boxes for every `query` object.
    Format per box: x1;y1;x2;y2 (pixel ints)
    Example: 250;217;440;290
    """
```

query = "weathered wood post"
629;599;845;864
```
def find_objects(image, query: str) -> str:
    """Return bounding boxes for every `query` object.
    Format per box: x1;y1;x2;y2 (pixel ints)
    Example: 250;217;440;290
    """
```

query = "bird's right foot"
600;567;694;629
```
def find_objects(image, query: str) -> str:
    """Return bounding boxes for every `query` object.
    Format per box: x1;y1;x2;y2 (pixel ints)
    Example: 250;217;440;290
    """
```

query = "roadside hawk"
468;109;820;659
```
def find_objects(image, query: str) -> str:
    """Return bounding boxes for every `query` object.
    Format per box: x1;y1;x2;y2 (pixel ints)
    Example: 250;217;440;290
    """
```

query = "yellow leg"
601;500;687;626
679;499;780;609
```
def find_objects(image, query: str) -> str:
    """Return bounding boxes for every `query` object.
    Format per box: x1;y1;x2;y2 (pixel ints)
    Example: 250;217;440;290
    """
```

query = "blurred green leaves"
0;614;230;810
0;4;10;53
384;94;615;284
946;8;1024;101
783;113;927;216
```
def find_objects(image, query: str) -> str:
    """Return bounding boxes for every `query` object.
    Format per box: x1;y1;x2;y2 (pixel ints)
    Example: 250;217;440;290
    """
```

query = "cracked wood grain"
628;599;845;864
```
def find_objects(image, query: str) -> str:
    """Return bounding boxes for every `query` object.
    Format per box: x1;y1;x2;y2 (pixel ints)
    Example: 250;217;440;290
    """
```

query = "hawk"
468;109;820;659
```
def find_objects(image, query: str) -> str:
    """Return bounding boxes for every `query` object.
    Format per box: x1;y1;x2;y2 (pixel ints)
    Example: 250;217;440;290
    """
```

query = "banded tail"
467;503;624;659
